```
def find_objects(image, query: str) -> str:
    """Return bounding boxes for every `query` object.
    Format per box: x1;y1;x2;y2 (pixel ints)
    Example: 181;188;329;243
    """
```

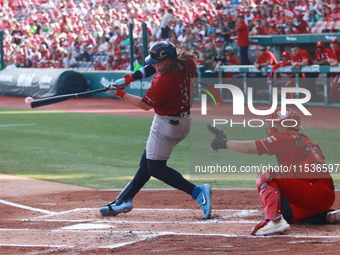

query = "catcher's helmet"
145;41;177;65
265;109;304;136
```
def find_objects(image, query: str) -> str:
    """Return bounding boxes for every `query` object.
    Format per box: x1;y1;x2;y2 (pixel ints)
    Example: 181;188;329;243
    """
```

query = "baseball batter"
207;109;340;235
100;41;211;219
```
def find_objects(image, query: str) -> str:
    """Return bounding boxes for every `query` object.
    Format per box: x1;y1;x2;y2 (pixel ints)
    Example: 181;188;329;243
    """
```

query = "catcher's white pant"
146;113;192;160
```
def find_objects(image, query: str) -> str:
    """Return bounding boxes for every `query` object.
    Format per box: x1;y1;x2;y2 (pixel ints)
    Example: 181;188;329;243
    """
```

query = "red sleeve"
325;49;330;59
256;54;262;63
231;56;237;65
336;50;340;62
255;134;286;156
280;60;290;67
236;22;246;32
300;51;309;60
315;51;320;61
272;63;279;73
269;52;278;65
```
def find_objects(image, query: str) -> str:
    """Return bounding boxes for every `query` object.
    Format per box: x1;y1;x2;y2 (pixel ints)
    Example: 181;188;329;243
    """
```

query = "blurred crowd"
1;0;340;70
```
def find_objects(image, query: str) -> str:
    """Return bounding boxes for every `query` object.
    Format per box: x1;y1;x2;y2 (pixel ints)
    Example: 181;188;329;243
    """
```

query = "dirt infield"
1;96;340;254
1;174;340;255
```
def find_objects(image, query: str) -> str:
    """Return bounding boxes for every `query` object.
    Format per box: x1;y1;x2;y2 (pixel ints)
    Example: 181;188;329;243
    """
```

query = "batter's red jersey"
315;48;330;62
256;50;278;65
291;49;314;65
236;22;249;47
256;130;334;188
142;59;197;116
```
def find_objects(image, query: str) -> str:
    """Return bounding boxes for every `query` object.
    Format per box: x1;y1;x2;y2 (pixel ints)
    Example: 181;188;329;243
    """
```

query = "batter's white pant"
146;113;192;160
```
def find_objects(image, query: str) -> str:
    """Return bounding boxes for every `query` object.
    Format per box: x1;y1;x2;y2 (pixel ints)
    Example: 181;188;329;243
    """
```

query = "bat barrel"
30;95;73;108
29;87;109;108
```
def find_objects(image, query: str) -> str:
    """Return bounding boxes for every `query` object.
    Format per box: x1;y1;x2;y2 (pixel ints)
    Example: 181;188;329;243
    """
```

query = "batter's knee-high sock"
147;159;195;195
125;150;151;199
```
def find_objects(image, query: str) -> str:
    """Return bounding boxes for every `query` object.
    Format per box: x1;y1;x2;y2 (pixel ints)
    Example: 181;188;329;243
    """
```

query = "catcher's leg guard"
256;171;281;222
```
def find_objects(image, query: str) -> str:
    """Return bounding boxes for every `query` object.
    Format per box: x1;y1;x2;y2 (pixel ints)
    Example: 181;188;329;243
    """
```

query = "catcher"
207;109;340;235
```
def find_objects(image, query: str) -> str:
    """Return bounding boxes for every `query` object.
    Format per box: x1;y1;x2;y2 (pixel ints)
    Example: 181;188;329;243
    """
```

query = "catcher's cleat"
100;199;133;216
196;184;212;219
326;210;340;224
251;216;290;236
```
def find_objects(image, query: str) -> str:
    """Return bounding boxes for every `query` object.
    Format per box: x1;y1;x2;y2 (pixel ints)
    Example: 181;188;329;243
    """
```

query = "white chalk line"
0;244;74;248
2;229;340;239
23;219;258;225
1;229;340;250
98;234;162;249
27;207;260;220
0;124;37;127
0;199;55;215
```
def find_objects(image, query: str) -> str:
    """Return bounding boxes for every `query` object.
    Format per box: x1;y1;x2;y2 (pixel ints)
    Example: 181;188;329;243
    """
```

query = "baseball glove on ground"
206;123;228;152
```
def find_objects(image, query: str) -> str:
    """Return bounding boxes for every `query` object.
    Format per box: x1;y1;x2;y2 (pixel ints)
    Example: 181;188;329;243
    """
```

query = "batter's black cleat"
100;199;133;216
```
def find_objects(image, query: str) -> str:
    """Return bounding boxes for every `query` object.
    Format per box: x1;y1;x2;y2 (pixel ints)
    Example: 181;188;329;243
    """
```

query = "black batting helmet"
145;41;177;65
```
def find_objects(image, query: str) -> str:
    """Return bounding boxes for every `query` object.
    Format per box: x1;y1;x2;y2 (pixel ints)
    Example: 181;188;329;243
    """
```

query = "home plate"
61;223;115;230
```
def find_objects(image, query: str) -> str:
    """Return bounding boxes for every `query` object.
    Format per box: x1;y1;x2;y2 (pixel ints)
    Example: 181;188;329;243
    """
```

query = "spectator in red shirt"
291;44;319;100
278;25;286;34
261;19;270;35
38;59;49;68
106;54;114;70
235;14;249;65
251;24;264;36
294;13;309;33
252;9;265;22
111;59;122;70
120;52;130;70
315;40;330;65
268;23;279;35
255;45;278;71
276;11;286;24
273;51;296;98
286;23;297;34
326;6;340;21
250;19;263;35
224;13;249;65
214;46;237;79
93;58;106;70
327;38;340;102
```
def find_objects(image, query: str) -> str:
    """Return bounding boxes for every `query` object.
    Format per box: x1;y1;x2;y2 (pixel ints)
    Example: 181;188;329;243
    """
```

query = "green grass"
1;108;340;190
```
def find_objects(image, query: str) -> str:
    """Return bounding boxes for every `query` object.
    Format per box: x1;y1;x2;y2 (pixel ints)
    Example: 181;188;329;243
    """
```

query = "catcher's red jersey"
142;59;197;116
256;130;334;187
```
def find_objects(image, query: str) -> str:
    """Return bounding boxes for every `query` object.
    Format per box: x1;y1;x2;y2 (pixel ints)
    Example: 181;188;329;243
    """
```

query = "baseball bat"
29;87;109;108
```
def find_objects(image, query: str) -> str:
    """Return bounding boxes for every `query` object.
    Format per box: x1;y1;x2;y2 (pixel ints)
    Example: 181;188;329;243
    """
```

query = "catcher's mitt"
206;123;228;151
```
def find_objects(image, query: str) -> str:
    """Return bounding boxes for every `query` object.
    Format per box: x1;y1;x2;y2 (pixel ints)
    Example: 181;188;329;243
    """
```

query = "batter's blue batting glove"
113;75;134;90
105;86;126;99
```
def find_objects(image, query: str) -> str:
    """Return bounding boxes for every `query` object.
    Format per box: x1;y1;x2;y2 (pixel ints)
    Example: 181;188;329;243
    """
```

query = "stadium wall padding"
0;68;88;98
